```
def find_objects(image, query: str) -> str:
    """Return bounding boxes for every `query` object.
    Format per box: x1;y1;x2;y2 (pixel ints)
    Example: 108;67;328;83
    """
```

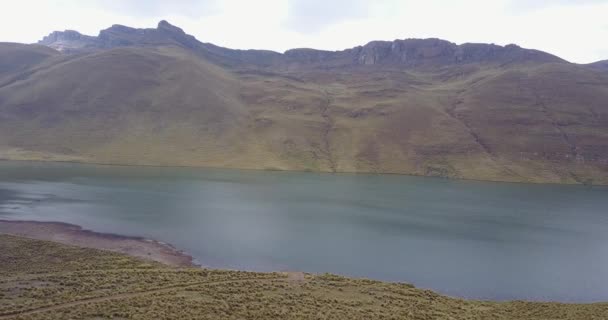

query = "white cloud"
284;0;370;33
0;0;606;63
506;0;607;12
90;0;219;18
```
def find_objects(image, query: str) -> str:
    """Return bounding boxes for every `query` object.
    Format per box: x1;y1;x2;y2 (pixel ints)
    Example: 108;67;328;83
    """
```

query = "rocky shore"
0;220;195;267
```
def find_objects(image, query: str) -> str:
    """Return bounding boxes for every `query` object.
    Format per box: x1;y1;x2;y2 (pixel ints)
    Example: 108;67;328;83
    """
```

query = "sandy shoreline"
0;220;195;267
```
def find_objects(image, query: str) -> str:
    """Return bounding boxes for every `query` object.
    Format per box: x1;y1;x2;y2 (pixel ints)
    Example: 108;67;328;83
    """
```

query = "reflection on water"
1;160;608;302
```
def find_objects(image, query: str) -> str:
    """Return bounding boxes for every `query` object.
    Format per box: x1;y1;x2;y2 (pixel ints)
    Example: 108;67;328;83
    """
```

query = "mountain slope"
587;60;608;72
0;43;59;85
0;21;607;184
0;45;255;166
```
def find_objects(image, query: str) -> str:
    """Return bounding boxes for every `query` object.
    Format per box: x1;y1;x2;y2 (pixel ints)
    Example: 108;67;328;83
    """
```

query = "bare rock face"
97;24;141;47
356;39;456;66
38;30;98;52
279;38;562;69
349;39;562;67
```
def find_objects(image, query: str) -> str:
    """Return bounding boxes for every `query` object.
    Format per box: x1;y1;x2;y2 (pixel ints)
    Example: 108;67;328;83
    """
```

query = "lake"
1;160;607;302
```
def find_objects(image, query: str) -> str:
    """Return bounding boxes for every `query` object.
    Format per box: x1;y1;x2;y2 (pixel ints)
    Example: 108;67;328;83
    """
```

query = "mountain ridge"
587;60;608;72
38;20;565;69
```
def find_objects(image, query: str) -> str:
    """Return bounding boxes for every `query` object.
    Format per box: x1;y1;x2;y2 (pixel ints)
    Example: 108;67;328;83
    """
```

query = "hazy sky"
1;0;607;63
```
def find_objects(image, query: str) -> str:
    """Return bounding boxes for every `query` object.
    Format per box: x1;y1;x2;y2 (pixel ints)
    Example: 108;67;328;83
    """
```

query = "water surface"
1;161;608;302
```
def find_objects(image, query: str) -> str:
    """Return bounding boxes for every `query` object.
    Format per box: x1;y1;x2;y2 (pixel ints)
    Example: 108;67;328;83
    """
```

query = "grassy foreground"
0;234;606;319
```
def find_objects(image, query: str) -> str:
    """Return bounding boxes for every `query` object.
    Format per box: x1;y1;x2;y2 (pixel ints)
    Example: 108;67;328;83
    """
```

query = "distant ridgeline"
38;20;563;68
0;20;606;184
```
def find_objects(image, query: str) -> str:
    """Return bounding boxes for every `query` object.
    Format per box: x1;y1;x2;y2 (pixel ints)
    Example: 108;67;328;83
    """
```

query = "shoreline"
0;158;602;187
3;235;607;320
2;219;608;305
0;219;196;267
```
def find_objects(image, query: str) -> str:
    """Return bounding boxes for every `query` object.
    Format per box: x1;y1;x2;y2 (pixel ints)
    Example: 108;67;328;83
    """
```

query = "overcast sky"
1;0;607;63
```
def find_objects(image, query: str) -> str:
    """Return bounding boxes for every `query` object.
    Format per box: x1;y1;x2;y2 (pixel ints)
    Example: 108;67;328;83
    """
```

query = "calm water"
1;161;608;302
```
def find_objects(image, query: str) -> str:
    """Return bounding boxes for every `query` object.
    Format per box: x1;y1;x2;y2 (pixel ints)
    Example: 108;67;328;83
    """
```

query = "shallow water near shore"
1;160;608;302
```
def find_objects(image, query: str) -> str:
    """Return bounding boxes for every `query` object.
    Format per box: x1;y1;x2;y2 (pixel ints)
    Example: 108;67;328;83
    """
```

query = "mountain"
0;21;607;185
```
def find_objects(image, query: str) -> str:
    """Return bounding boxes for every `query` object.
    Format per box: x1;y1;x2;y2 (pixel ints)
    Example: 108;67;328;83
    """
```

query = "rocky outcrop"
38;30;98;52
285;39;562;69
356;39;456;66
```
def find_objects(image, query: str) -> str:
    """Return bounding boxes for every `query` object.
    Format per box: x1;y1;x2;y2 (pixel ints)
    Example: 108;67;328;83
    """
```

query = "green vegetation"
1;234;607;319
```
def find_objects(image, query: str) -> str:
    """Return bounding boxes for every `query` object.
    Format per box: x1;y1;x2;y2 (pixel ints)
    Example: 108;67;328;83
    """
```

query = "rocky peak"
96;20;198;49
157;20;186;35
39;30;84;43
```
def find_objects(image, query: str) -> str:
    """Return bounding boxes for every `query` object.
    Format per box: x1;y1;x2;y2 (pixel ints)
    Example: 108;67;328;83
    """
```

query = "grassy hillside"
1;234;606;319
0;43;59;86
0;45;253;167
1;22;607;184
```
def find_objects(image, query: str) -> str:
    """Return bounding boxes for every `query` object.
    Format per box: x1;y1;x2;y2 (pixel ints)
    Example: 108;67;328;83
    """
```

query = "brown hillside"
0;46;252;166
